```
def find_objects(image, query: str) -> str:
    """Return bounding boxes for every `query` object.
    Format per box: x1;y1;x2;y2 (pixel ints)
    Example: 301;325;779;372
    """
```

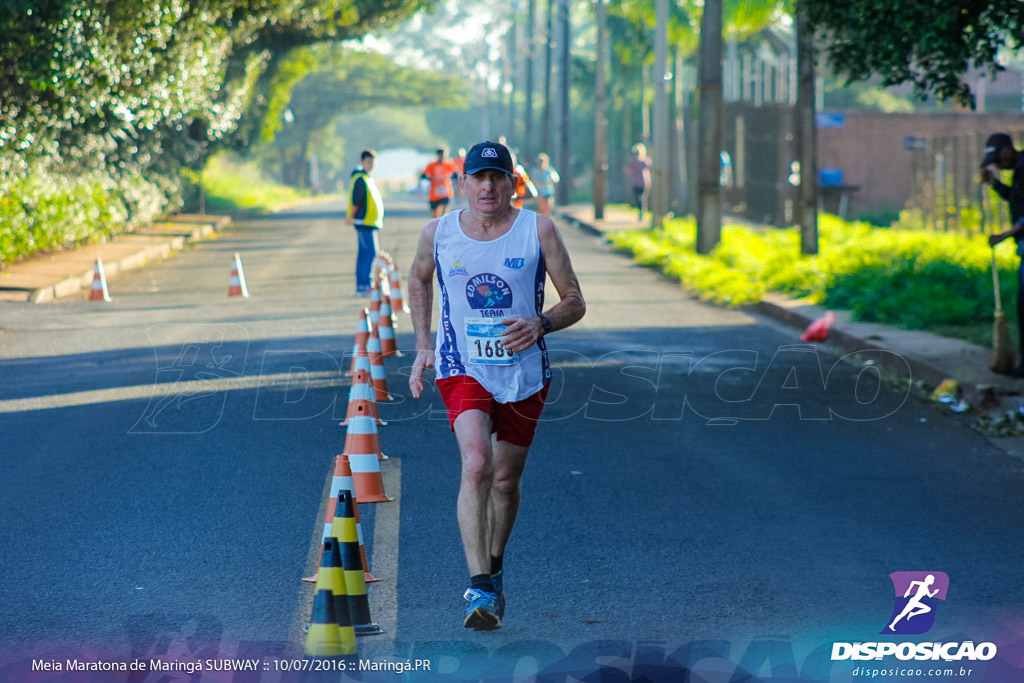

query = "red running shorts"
436;375;550;447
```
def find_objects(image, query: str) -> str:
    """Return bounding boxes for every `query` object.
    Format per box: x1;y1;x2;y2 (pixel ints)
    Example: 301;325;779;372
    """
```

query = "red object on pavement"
801;311;835;342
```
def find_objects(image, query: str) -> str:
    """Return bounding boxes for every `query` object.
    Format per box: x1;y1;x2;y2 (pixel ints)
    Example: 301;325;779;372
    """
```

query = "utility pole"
525;0;535;160
557;0;571;206
593;0;608;219
796;0;819;254
651;0;669;228
696;0;723;254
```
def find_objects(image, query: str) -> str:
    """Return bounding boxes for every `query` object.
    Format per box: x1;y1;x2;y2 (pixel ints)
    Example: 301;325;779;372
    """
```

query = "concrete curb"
0;215;227;303
753;298;977;404
557;207;1019;411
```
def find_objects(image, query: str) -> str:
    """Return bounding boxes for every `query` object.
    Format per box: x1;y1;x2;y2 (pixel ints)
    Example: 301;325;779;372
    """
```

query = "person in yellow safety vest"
421;148;460;218
347;149;384;297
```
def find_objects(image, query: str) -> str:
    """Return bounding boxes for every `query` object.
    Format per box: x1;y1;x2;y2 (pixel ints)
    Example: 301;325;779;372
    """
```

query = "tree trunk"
696;0;723;254
557;0;571;206
674;48;691;215
796;0;819;254
543;0;554;156
593;0;608;219
651;0;669;228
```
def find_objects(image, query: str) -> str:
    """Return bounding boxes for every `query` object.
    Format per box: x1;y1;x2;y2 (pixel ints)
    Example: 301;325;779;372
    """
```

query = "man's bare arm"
408;220;439;399
501;215;586;353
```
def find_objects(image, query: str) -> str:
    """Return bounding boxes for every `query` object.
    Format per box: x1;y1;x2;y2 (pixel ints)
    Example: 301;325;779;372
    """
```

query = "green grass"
607;213;1020;343
191;154;312;213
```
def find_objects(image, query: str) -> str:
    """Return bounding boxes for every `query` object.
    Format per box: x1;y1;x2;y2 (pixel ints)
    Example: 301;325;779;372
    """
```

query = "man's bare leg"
453;410;495;576
488;435;531;561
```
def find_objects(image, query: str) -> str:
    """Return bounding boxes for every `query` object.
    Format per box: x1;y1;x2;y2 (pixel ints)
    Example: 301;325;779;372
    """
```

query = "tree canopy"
0;0;436;265
807;0;1024;106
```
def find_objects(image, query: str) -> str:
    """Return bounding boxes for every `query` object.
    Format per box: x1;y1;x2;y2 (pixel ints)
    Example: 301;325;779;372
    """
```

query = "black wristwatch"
539;315;553;336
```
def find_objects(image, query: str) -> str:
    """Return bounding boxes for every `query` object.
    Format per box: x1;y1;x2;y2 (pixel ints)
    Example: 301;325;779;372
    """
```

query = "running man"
888;574;939;631
407;140;586;630
421;147;459;218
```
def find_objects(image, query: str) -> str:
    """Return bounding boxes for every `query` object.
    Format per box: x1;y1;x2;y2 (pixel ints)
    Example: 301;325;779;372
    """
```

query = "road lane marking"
0;371;342;412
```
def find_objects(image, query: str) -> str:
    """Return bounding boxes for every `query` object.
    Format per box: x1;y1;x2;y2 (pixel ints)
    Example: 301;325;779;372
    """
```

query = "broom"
990;249;1015;373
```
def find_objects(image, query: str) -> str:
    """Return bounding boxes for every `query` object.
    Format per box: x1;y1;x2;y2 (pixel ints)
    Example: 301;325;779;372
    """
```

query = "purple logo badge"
882;571;949;635
466;273;512;310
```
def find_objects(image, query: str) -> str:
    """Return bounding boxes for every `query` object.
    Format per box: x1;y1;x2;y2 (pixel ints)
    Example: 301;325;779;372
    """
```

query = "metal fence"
907;130;1024;234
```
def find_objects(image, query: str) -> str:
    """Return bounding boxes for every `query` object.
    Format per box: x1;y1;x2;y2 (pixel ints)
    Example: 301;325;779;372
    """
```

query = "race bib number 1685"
465;318;518;365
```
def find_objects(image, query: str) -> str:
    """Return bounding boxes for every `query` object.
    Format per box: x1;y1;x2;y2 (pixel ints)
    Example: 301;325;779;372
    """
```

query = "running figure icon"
888;574;939;631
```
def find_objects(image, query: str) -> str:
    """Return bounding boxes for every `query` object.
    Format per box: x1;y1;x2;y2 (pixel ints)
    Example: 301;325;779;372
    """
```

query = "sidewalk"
558;203;1024;412
0;214;230;303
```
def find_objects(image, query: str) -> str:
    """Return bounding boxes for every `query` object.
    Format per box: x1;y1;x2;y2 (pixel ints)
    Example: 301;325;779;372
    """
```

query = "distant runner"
532;153;560;217
407;140;586;631
421;147;459;218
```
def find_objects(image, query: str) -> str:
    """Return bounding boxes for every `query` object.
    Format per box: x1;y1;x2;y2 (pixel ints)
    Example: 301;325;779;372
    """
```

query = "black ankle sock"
490;555;504;576
470;574;496;592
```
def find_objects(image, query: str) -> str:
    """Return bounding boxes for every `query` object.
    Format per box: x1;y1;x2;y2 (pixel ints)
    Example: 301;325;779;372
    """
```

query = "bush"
608;214;1017;332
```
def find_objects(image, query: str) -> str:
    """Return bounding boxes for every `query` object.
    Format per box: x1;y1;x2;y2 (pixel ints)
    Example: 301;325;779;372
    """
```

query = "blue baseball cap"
463;141;515;176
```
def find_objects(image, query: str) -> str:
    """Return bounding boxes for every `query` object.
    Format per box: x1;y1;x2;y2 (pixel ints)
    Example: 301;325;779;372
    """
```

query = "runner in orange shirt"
421;148;460;218
512;158;537;210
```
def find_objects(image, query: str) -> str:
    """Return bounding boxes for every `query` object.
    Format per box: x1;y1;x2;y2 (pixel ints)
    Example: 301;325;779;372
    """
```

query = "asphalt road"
1;197;1022;681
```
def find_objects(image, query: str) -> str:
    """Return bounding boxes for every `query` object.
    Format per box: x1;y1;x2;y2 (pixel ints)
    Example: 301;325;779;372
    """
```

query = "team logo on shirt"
466;273;512;315
448;259;468;277
503;257;525;270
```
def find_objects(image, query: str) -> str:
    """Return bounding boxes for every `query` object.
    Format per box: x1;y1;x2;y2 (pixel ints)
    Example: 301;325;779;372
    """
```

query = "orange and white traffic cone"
228;252;249;298
343;413;392;502
342;366;385;427
303;455;379;584
377;298;400;358
334;491;383;636
368;277;381;328
346;309;371;377
388;263;410;314
89;258;112;302
366;333;390;403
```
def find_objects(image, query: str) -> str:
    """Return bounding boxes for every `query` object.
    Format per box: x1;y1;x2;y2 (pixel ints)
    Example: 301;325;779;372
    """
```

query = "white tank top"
433;209;550;403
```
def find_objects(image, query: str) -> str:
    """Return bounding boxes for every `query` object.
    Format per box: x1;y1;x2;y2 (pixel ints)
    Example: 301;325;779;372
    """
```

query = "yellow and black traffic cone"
305;586;344;657
315;538;358;655
333;491;383;636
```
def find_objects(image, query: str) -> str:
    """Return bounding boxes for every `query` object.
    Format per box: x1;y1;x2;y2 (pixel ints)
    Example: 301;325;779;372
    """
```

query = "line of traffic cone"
89;258;112;302
228;252;249;297
305;538;358;656
333;491;383;636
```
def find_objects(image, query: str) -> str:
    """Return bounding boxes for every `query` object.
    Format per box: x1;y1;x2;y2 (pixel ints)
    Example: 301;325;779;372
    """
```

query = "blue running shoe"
491;570;505;620
463;588;502;630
